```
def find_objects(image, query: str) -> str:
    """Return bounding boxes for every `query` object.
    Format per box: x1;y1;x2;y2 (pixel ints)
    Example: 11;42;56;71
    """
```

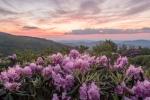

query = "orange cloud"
14;28;65;38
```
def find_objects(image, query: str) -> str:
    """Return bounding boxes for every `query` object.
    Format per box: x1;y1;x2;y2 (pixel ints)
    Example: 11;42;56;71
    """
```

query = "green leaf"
0;89;6;96
4;93;14;100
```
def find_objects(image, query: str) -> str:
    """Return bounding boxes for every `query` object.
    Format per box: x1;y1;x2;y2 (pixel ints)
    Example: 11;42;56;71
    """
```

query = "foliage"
92;40;117;55
0;50;149;100
0;32;68;56
139;47;150;55
129;55;150;69
77;45;89;53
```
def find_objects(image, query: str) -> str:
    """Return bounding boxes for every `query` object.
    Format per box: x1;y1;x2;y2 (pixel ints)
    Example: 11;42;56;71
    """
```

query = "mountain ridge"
0;32;69;55
59;40;150;48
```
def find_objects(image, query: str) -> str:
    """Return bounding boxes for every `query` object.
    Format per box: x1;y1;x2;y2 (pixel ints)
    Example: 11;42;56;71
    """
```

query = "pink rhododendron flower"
42;65;52;79
69;49;80;59
4;82;21;92
132;80;150;98
80;82;100;100
50;53;63;64
74;59;90;71
144;97;150;100
0;71;9;82
36;57;44;65
7;67;20;81
96;55;108;66
29;63;43;73
22;66;32;77
52;71;74;91
53;64;62;73
52;92;71;100
114;56;128;70
114;85;124;95
126;65;144;79
62;61;74;73
52;93;59;100
14;65;23;76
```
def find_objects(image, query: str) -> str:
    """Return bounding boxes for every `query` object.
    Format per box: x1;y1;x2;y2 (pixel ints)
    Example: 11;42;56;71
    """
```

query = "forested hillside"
0;32;69;56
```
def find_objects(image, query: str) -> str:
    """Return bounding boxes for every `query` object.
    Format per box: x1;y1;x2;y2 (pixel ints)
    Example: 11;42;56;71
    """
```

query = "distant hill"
116;40;150;48
0;32;69;56
60;40;150;48
59;40;101;47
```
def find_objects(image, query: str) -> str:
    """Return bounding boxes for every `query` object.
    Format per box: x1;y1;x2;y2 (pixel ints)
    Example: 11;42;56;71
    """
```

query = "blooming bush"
0;49;149;100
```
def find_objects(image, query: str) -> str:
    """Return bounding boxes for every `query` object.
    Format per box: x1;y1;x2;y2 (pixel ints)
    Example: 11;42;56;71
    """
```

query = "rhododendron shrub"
0;50;149;100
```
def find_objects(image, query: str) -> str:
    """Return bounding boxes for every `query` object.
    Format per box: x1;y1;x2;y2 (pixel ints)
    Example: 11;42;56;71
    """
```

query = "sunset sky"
0;0;150;40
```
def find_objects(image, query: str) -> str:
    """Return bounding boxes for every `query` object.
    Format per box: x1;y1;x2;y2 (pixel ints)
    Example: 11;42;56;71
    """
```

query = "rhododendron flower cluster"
126;65;144;80
36;57;44;65
132;80;150;98
80;82;100;100
52;92;71;100
23;66;32;77
0;66;22;91
96;55;108;66
0;49;149;100
69;49;80;59
114;85;124;95
52;71;74;91
114;56;128;70
42;64;75;91
50;53;63;65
